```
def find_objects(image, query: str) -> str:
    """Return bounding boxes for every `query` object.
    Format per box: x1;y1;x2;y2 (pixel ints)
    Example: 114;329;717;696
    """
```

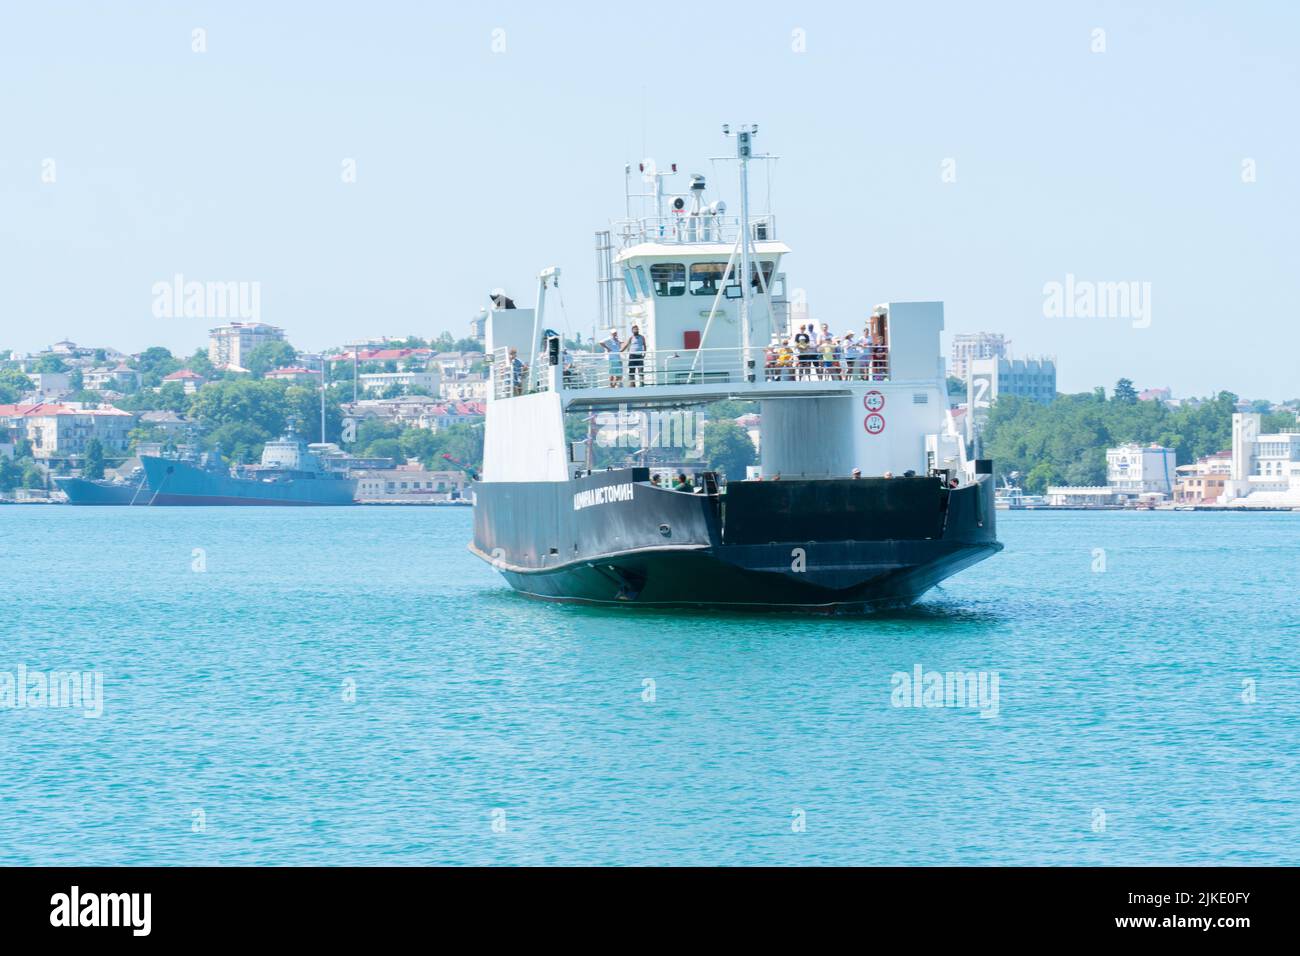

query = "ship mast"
723;124;758;381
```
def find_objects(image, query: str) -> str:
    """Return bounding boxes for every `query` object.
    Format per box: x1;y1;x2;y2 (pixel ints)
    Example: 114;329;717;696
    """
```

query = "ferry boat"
469;126;1001;611
139;430;357;505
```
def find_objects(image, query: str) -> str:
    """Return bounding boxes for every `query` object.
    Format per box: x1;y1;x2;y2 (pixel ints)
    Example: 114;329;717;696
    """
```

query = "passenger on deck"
776;341;795;381
600;329;623;387
508;348;525;396
672;472;693;492
793;326;814;380
624;324;647;387
851;468;862;479
843;331;862;380
820;336;838;381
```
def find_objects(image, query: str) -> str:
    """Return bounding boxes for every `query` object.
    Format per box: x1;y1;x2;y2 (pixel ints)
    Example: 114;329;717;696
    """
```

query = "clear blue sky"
2;1;1297;398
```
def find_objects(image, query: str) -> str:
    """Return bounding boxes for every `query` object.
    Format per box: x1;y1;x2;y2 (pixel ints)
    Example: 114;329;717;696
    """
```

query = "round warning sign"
864;413;886;435
863;390;886;412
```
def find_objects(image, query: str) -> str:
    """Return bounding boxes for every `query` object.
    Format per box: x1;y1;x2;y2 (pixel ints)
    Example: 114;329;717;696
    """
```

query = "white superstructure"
481;126;975;489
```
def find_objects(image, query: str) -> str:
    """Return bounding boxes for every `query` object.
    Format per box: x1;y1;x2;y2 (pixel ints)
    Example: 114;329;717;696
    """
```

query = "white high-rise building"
208;322;285;370
950;332;1007;380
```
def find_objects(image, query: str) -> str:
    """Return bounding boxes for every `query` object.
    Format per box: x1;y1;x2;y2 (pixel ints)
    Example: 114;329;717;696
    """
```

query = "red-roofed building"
162;369;207;394
330;347;433;365
0;402;136;458
263;366;321;385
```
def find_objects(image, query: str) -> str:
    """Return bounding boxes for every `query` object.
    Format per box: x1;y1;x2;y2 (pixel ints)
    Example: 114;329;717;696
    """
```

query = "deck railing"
491;344;891;398
615;214;777;247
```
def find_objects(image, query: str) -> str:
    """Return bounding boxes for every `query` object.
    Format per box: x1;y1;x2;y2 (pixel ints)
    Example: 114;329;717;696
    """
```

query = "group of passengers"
599;326;648;388
506;312;886;394
650;472;697;492
765;319;889;383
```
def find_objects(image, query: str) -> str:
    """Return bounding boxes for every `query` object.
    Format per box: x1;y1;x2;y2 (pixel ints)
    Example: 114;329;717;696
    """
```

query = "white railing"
763;346;891;383
566;347;750;390
491;344;892;399
615;214;777;247
489;346;518;400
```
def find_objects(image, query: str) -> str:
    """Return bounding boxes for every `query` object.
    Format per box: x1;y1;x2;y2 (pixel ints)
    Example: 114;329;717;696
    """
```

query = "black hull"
472;468;1001;612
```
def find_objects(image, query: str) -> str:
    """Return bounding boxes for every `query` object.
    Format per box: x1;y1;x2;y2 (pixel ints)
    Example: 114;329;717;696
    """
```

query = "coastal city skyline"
2;3;1297;399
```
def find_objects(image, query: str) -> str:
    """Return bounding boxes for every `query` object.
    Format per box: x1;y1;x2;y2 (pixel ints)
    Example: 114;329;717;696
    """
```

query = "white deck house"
480;128;972;488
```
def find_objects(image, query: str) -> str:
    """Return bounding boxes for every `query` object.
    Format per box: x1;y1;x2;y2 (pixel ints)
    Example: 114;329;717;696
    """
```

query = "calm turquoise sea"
1;506;1297;865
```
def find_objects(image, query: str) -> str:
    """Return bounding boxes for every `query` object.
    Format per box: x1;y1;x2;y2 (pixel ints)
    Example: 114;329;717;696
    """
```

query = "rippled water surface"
1;506;1297;865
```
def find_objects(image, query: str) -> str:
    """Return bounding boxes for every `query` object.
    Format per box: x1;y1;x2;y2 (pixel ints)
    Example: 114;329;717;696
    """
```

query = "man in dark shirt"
793;326;813;380
625;324;647;387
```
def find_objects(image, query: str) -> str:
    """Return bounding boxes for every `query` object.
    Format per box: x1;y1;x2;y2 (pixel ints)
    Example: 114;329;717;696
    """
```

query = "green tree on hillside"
245;341;297;378
83;438;105;480
1113;378;1138;404
702;420;757;480
134;346;182;387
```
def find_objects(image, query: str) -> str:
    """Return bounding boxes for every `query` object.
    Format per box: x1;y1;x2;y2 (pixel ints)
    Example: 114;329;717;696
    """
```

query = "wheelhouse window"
723;260;777;297
622;268;639;301
750;260;776;291
689;262;729;296
635;265;651;297
650;263;686;297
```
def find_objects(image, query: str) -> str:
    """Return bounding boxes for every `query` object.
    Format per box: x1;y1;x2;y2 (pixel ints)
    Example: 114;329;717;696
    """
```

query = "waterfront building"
354;465;472;502
1218;413;1300;507
1173;451;1231;504
1045;486;1121;507
0;402;136;458
950;332;1007;380
208;321;285;369
1107;443;1176;496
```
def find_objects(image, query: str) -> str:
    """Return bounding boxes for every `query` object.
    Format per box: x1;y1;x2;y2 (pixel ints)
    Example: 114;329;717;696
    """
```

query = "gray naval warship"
469;126;1001;611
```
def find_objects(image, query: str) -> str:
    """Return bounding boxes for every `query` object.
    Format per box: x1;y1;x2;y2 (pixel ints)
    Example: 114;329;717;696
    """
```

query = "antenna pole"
320;358;327;442
726;125;757;382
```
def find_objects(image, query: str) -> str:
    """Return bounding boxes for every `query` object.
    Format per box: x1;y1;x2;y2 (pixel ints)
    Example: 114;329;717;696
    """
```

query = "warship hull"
55;477;150;505
140;457;357;506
